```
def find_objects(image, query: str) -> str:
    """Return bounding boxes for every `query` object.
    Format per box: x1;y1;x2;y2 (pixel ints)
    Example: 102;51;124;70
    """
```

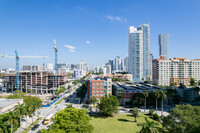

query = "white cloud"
106;15;127;22
64;45;76;52
86;41;91;44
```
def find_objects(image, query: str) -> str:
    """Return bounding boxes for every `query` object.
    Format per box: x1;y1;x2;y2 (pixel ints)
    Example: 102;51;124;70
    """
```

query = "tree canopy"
162;104;200;133
42;108;93;133
98;95;119;117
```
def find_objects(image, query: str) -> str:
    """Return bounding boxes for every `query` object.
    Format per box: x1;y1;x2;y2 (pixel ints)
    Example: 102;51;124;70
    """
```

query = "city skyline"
1;0;200;69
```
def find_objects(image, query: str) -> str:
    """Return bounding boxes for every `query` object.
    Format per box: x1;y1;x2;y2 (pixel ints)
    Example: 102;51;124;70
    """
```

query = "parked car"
31;124;40;131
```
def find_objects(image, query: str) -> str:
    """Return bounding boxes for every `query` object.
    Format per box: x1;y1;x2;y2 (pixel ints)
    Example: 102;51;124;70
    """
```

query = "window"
100;83;103;85
93;83;95;85
101;86;103;88
93;90;95;92
97;86;99;88
93;86;95;89
101;94;103;96
97;90;99;92
97;94;99;96
101;90;103;92
93;94;95;96
97;83;99;85
109;89;111;92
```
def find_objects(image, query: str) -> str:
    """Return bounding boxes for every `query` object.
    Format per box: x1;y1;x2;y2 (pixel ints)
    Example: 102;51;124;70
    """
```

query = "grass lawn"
90;114;161;133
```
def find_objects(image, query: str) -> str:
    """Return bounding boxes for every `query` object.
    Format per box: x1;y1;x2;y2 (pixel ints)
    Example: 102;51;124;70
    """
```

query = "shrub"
148;109;155;116
152;113;160;121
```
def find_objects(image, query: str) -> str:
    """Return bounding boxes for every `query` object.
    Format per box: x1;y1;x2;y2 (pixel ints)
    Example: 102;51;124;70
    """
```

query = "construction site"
2;71;68;93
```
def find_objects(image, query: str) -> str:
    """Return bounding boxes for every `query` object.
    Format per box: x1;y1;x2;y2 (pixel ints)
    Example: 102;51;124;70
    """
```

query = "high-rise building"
149;53;154;81
124;56;128;72
128;23;150;82
128;26;144;82
109;60;114;71
114;56;123;71
159;34;169;59
77;62;89;76
153;57;200;86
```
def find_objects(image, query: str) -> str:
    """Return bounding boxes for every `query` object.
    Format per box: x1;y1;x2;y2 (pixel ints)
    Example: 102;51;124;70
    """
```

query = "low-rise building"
175;87;199;102
113;82;166;105
88;76;112;102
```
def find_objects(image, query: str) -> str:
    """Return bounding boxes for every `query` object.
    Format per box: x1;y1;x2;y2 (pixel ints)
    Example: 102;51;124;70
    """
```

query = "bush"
152;113;160;121
148;109;155;116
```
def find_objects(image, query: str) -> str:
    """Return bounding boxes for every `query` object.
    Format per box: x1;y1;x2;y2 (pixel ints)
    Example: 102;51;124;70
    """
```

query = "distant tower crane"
0;51;48;91
54;40;58;95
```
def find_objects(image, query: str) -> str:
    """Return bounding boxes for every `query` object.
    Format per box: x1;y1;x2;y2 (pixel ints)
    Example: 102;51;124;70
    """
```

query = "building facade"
159;34;169;59
153;57;200;86
88;77;112;101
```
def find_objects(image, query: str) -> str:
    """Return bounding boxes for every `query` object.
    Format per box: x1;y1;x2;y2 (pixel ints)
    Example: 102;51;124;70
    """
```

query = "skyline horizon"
1;0;200;69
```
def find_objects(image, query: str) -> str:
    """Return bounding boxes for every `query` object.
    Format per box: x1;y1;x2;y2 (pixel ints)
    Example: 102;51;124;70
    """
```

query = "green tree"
162;104;200;133
142;90;148;113
14;103;26;133
139;117;159;133
132;107;139;122
159;90;167;117
44;108;93;133
0;119;8;133
89;96;98;110
7;111;19;133
154;90;160;114
190;78;196;86
98;95;119;117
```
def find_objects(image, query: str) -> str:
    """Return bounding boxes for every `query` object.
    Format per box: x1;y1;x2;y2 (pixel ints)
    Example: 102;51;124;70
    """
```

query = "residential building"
159;34;169;59
153;57;200;86
114;56;123;71
128;23;150;82
124;56;129;72
74;70;80;79
88;76;112;101
108;60;114;71
77;62;89;76
175;87;199;102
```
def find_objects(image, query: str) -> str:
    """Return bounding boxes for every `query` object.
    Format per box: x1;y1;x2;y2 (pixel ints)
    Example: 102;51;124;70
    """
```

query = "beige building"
153;56;200;86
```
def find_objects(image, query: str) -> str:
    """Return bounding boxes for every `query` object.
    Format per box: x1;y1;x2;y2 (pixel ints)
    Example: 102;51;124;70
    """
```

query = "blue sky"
0;0;200;69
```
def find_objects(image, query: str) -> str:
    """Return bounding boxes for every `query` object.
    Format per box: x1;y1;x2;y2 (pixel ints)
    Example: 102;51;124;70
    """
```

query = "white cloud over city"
106;15;127;22
64;45;76;52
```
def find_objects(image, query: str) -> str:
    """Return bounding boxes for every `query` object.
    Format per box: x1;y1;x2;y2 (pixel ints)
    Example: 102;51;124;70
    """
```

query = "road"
28;83;81;133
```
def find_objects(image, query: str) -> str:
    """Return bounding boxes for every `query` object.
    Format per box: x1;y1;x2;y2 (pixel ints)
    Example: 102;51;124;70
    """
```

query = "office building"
74;70;80;79
159;34;169;59
77;62;89;76
153;57;200;86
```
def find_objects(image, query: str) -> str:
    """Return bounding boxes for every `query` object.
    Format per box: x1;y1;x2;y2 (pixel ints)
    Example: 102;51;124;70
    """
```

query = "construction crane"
54;39;58;95
0;50;48;91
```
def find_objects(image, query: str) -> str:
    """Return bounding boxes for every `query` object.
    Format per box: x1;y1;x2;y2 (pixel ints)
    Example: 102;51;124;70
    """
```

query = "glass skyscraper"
128;23;150;82
159;34;169;59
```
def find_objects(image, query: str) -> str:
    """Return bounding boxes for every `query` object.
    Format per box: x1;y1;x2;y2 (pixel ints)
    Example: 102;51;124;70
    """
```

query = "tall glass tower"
128;23;150;82
159;34;169;59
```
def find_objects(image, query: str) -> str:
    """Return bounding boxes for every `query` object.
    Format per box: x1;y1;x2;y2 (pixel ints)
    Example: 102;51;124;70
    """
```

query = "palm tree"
35;100;42;120
132;107;139;122
139;117;159;133
154;90;160;114
142;90;148;113
14;103;25;133
24;104;32;129
7;111;19;133
0;119;8;133
159;90;167;117
31;103;37;126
